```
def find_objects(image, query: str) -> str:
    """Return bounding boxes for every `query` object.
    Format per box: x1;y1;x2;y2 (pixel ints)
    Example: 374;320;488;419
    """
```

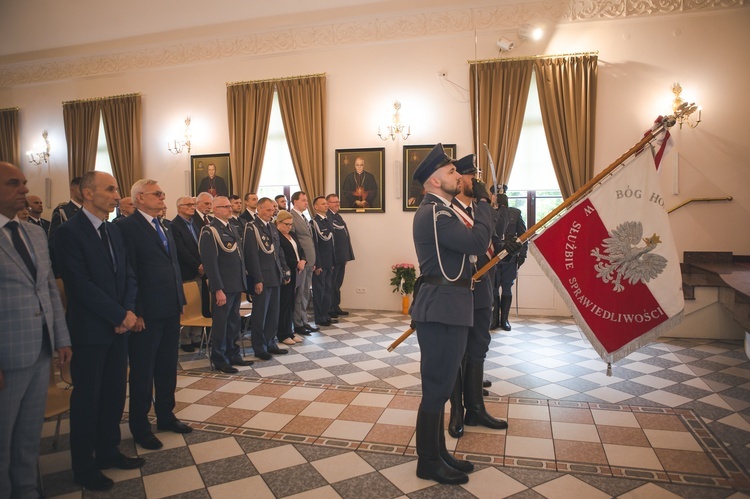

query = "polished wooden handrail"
668;196;732;214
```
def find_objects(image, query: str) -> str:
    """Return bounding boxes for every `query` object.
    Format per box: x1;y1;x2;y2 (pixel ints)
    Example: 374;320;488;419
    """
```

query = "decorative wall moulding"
0;0;745;87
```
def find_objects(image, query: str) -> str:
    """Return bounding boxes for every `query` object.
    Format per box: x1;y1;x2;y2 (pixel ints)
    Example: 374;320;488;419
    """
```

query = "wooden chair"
55;278;66;310
239;299;252;356
181;281;213;357
45;357;72;450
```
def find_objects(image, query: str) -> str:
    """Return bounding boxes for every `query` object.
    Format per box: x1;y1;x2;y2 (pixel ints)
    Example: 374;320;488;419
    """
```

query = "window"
506;73;562;227
257;92;300;203
93;116;118;220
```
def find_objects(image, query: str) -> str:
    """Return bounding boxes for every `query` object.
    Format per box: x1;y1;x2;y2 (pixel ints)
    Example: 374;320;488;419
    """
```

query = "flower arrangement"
390;263;417;295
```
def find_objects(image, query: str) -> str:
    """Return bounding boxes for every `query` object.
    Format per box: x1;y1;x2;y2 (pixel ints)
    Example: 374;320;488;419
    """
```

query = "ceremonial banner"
529;150;684;363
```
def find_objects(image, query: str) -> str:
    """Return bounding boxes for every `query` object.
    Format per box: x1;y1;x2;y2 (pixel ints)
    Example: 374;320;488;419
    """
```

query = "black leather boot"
490;294;500;329
463;361;508;430
500;295;512;331
415;409;469;484
439;412;473;473
448;368;464;439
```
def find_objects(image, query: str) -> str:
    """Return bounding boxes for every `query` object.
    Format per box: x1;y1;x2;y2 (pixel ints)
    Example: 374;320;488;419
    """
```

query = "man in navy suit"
26;194;51;234
244;197;290;360
311;196;336;327
54;171;143;491
325;193;354;317
0;162;72;499
172;196;205;352
118;180;189;452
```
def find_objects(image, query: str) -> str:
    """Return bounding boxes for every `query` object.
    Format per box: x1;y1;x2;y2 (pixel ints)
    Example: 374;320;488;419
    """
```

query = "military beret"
412;143;454;185
454;154;476;175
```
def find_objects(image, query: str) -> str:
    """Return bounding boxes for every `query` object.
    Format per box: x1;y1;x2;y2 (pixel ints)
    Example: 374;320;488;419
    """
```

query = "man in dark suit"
0;162;72;499
496;185;528;331
311;196;336;327
193;192;214;228
325;193;354;317
172;196;205;352
54;171;143;491
199;196;253;373
244;197;290;360
26;193;51;233
238;192;258;224
410;144;496;485
118;180;190;452
228;194;245;237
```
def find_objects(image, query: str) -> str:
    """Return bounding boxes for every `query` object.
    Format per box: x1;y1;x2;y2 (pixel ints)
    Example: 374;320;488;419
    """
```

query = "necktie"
466;205;473;219
99;223;116;268
186;219;198;242
153;217;170;254
6;221;36;280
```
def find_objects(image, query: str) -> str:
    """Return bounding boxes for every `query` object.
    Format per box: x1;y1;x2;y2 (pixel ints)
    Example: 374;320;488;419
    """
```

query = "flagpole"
472;118;671;281
387;118;671;353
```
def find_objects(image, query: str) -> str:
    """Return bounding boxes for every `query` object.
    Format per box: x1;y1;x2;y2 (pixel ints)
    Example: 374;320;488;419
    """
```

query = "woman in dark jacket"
275;210;307;345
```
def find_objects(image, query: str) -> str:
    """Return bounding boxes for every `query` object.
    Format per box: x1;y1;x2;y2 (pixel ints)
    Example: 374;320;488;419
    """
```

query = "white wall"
2;7;749;313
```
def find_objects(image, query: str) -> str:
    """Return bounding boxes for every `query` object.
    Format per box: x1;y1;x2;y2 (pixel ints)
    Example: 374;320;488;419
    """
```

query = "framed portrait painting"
403;144;456;211
191;153;232;198
335;148;385;213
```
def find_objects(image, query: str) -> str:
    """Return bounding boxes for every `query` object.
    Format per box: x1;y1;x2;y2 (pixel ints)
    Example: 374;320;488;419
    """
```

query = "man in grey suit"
290;191;318;336
199;196;253;373
0;162;72;499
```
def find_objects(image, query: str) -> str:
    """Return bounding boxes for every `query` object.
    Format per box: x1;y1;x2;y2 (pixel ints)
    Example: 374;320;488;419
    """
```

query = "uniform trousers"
497;258;519;296
128;315;180;439
465;306;492;363
0;334;51;499
415;322;469;413
210;291;241;367
250;286;280;355
293;266;313;327
312;268;333;323
69;335;129;477
330;262;346;312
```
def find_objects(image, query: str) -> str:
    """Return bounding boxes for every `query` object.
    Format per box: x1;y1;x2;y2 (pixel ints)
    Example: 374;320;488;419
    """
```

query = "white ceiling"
0;0;488;57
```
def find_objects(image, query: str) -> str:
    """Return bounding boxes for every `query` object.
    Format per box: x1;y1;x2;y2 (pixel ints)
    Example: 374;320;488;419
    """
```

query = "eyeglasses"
143;191;166;198
178;203;196;207
280;221;293;226
215;205;232;209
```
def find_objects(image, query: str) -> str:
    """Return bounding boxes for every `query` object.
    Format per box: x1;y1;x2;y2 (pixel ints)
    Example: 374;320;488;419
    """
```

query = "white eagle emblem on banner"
590;221;667;292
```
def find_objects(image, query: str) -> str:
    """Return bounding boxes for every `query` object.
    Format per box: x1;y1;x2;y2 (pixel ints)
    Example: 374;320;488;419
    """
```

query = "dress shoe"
217;364;239;374
256;351;272;361
329;312;339;318
97;453;146;470
303;323;320;332
157;420;193;434
317;321;332;327
180;344;195;353
135;433;164;450
191;341;203;348
268;345;288;355
334;308;349;316
281;338;296;346
294;326;310;336
74;470;114;491
230;358;255;367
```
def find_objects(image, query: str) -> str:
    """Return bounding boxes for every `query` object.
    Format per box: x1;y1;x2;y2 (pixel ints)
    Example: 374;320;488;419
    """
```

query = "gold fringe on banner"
0;106;19;112
469;51;598;64
62;92;141;105
226;72;326;87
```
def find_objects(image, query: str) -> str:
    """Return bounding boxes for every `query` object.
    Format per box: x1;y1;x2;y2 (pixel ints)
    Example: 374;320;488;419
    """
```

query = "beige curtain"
100;95;143;195
0;108;20;166
533;54;598;199
470;60;533;187
62;100;100;180
276;75;326;199
226;82;274;197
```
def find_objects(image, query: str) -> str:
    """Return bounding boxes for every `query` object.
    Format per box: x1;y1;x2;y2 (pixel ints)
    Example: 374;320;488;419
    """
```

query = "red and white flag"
529;146;684;364
645;116;673;170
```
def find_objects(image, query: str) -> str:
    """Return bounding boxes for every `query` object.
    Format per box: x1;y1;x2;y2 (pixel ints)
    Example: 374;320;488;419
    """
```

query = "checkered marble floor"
40;311;750;498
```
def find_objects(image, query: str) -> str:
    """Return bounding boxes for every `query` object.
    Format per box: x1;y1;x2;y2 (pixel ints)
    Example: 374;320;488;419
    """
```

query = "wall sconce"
378;101;410;141
27;130;51;165
518;24;543;41
670;83;701;129
168;116;192;154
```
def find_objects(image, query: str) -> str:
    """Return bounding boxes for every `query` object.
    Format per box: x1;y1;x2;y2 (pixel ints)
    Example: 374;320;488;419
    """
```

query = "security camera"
497;37;514;52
